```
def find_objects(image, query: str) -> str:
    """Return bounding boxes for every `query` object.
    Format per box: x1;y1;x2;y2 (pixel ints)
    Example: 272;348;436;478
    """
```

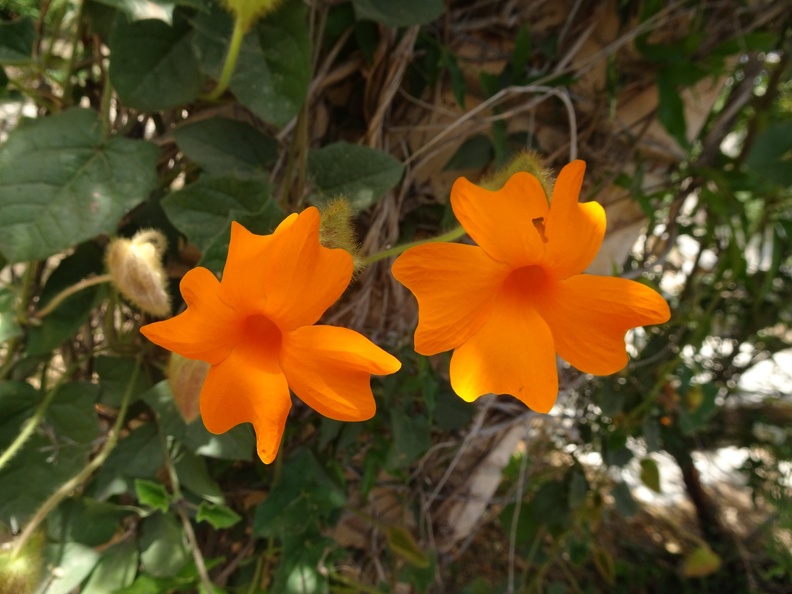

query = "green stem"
362;226;467;265
11;359;141;558
204;15;246;101
0;388;59;472
33;274;112;319
159;433;216;593
100;69;113;141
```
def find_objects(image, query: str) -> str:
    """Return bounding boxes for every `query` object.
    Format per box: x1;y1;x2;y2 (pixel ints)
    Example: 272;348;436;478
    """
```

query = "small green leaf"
134;479;172;512
174;117;278;175
0;108;160;263
196;501;242;529
352;0;444;26
386;408;431;470
0;17;35;65
386;525;430;568
109;16;203;111
91;424;165;500
683;544;722;578
308;141;404;211
746;120;792;187
0;380;38;448
639;457;662;493
96;355;151;407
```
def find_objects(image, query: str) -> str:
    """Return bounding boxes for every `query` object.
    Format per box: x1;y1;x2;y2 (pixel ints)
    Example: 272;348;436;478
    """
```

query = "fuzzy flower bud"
0;535;43;594
221;0;284;31
319;198;363;272
479;150;553;200
106;229;171;317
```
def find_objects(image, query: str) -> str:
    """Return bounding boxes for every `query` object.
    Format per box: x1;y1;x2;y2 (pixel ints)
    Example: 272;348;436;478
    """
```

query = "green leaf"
0;108;160;263
41;541;101;594
47;498;135;546
0;435;88;524
271;537;331;594
139;513;191;578
196;501;242;529
81;539;139;594
141;380;254;461
109;16;203;111
0;17;35;65
0;380;38;448
253;448;345;538
174;447;224;503
656;71;688;148
386;408;430;470
161;174;283;272
443;134;493;171
46;382;101;444
26;242;106;356
0;288;22;345
639;457;662;493
193;0;311;127
352;0;444;26
174;117;278;175
91;424;165;500
746;120;792;187
386;525;430;568
308;141;404;211
96;355;151;407
134;479;172;512
611;481;638;517
682;544;722;578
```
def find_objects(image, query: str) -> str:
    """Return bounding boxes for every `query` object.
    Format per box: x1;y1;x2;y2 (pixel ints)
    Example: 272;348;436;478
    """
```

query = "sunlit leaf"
0;109;159;263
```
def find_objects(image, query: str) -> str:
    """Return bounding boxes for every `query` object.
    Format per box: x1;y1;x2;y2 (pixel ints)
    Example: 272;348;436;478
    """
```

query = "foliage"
0;1;790;593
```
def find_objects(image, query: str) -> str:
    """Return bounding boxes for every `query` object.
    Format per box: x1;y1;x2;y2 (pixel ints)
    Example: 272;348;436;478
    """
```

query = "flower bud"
168;353;209;423
220;0;284;31
479;150;553;201
0;535;43;594
106;229;171;317
319;198;363;272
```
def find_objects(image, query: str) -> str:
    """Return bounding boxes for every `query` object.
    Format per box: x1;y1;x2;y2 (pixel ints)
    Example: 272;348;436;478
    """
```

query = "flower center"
502;265;550;306
240;314;282;361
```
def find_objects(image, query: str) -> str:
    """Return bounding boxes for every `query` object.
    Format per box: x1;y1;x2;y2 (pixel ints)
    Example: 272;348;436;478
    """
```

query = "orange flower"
141;207;401;463
392;161;670;413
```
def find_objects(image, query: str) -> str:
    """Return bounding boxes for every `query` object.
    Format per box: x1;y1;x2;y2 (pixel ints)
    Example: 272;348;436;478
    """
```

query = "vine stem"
362;226;466;265
159;432;216;593
34;274;112;319
0;389;59;472
11;360;141;558
204;15;246;101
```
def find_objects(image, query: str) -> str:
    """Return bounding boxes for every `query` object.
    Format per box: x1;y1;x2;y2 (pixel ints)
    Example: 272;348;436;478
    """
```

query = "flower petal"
392;242;510;355
543;161;606;278
220;209;354;329
450;173;549;267
449;288;559;413
199;344;292;464
280;325;401;421
536;274;671;375
140;267;240;365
